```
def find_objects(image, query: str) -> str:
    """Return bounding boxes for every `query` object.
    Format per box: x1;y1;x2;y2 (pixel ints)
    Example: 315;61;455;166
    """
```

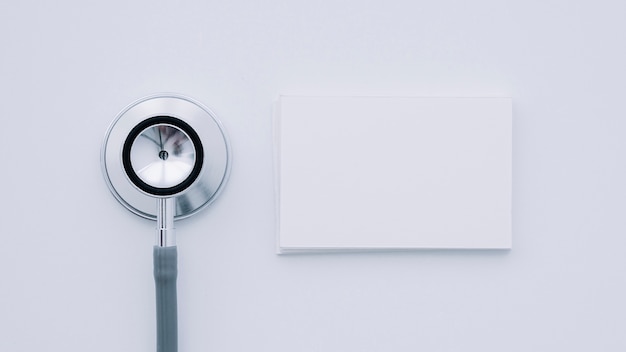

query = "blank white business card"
275;96;512;253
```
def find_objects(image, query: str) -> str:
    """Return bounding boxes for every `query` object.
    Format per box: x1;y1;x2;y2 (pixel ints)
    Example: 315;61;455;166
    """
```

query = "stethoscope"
101;94;230;352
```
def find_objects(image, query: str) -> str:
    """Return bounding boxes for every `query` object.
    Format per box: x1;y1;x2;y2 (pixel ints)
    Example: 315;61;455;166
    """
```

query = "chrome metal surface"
156;198;176;247
101;93;231;220
130;124;196;189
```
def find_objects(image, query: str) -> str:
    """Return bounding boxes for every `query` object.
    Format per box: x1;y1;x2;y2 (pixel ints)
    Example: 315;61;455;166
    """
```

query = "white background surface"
278;96;512;250
1;1;625;351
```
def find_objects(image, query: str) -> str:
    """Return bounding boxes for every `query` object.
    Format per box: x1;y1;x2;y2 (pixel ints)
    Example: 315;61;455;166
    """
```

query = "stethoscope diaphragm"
101;94;230;219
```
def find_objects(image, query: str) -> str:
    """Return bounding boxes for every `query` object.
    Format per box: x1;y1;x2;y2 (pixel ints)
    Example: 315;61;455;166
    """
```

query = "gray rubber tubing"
154;246;178;352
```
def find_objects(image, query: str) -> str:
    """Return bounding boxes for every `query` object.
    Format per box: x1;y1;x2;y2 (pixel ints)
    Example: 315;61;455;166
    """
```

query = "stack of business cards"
275;96;512;253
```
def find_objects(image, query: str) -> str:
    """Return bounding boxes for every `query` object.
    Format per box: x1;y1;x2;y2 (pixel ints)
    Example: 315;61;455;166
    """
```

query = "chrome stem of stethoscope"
156;198;176;247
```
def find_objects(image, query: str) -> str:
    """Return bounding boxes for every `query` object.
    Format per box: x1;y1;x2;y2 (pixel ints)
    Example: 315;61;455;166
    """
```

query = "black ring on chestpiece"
122;116;204;196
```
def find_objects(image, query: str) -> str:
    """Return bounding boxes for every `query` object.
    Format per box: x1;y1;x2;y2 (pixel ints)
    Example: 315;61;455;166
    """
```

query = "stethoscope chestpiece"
101;93;231;220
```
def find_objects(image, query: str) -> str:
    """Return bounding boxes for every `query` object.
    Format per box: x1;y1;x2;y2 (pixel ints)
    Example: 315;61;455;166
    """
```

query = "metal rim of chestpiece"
101;93;231;220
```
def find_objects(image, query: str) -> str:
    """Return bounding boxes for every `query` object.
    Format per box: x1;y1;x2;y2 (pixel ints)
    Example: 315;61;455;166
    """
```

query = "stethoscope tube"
154;197;178;352
154;245;178;352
